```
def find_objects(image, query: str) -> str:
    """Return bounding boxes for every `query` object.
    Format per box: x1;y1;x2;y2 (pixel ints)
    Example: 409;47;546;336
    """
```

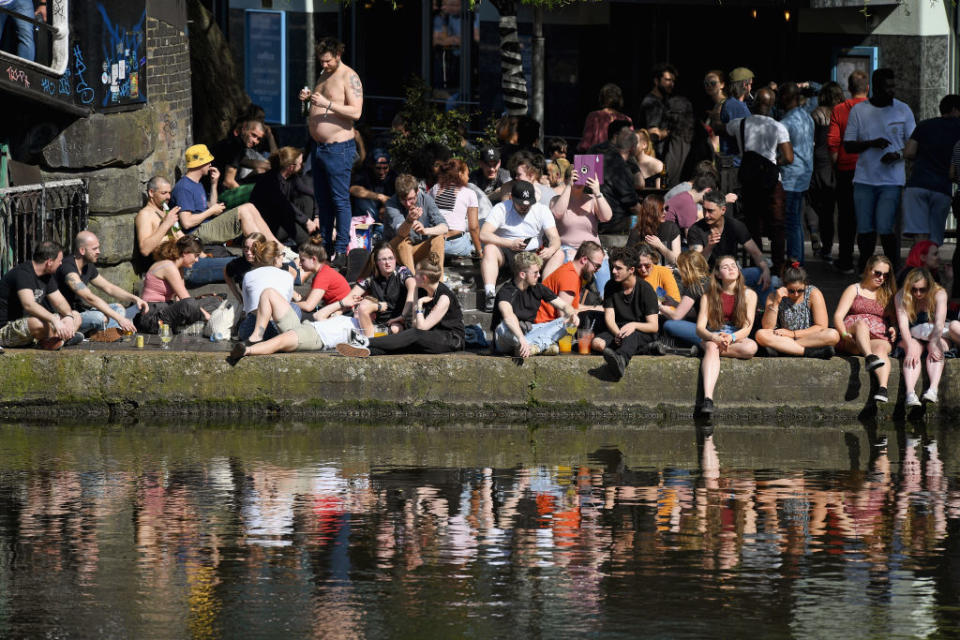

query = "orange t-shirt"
535;262;583;323
644;264;680;304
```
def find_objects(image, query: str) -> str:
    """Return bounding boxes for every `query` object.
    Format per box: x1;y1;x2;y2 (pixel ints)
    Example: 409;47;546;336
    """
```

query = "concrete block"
41;166;144;214
87;213;137;266
41;108;158;170
95;262;141;300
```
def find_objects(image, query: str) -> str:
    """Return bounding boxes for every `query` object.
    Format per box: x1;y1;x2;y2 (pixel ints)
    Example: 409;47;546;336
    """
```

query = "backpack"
737;118;780;190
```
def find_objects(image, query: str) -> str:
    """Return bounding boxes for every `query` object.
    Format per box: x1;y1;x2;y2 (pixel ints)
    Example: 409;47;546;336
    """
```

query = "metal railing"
0;179;88;275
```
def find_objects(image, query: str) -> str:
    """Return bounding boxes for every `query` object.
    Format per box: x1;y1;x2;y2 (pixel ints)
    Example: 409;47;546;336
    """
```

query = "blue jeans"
902;187;952;245
313;139;357;254
445;233;474;257
742;267;780;305
493;318;567;353
0;0;36;61
784;190;806;265
183;256;234;287
853;183;901;235
78;304;125;334
663;319;701;345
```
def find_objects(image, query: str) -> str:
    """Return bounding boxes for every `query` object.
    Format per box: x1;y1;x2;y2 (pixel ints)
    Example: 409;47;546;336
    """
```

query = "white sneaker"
348;328;370;348
905;392;920;407
922;388;939;404
282;246;299;263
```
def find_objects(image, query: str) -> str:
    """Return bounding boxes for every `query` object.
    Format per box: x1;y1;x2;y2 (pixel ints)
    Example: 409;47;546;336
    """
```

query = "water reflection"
1;422;959;638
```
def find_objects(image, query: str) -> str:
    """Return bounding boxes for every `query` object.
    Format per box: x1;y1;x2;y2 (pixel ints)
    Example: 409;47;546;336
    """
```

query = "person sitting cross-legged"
695;255;759;414
754;262;840;358
335;252;465;357
591;246;661;380
491;251;579;358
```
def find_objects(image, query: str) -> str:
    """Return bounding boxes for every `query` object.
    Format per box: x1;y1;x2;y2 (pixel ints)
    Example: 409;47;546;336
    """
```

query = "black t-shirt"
627;220;681;249
55;256;98;311
603;278;659;326
422;282;464;340
358;266;414;322
678;276;710;322
225;256;252;289
0;261;58;325
211;134;245;176
469;168;510;196
490;281;558;330
686;214;752;266
599;151;639;223
350;166;397;198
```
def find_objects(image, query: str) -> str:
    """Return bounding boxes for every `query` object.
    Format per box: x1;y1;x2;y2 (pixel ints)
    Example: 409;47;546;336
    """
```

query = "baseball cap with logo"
479;146;501;165
511;180;535;206
185;144;215;169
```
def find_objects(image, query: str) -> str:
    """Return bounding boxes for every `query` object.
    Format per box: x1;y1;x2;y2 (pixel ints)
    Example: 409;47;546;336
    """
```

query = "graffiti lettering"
58;67;71;95
52;0;64;19
97;4;146;105
72;45;94;104
6;66;30;88
41;78;55;95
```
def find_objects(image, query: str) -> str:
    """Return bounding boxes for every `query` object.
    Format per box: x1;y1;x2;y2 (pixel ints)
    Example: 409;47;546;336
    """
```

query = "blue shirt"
170;177;208;232
720;98;752;162
382;190;446;244
779;107;814;192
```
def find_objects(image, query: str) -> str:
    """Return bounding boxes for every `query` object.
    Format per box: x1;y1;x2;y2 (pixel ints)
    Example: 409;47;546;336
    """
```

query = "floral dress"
843;285;887;339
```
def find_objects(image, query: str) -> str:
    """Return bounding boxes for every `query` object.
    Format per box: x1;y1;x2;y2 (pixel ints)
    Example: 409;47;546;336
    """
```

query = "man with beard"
637;63;678;156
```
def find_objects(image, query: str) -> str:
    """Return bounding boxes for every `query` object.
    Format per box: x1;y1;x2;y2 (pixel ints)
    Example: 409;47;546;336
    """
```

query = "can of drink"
136;335;144;349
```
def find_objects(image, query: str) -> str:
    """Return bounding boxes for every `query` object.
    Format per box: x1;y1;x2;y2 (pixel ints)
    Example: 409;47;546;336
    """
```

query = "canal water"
1;421;958;639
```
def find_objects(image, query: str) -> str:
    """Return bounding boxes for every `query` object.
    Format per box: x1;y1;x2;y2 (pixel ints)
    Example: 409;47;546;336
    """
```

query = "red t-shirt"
311;265;351;305
828;97;868;172
535;262;583;323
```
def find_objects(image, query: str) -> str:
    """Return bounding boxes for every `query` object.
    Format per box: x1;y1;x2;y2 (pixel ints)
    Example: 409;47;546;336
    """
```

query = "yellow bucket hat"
184;144;214;169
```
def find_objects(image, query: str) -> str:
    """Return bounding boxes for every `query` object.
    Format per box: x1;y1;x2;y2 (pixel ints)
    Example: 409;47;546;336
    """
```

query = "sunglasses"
911;286;928;294
872;270;888;279
786;287;806;295
588;259;603;270
704;79;719;87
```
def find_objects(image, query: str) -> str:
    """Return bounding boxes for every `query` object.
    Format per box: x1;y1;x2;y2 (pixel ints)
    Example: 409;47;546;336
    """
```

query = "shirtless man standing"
299;36;364;265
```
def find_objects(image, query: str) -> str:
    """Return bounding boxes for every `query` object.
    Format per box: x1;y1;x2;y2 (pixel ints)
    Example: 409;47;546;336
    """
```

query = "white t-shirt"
484;200;556;250
241;266;293;313
306;315;359;349
726;115;790;165
844;98;916;186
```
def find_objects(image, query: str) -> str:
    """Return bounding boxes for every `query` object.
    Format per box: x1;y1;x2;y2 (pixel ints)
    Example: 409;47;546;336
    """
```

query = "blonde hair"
512;251;543;274
637;129;657;160
860;255;897;310
251;239;282;267
269;146;302;171
899;267;942;325
676;250;710;293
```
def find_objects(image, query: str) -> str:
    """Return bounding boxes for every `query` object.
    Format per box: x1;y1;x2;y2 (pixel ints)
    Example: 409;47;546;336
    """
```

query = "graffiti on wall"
96;3;146;106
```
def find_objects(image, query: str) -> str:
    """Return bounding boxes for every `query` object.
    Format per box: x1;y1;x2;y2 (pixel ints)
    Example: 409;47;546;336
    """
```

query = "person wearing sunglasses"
755;262;839;358
833;255;897;403
893;267;960;406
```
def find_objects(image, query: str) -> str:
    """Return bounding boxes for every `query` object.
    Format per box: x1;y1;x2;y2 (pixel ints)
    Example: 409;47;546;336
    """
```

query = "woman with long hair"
896;240;952;292
755;262;839;358
695;256;758;413
430;158;482;257
894;267;960;405
833;255;897;403
627;193;680;266
336;252;465;357
661;250;711;349
353;241;417;337
135;236;211;334
578;83;632;152
633;129;664;189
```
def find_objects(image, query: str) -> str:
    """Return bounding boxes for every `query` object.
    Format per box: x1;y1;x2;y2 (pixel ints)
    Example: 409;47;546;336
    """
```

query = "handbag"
203;298;239;341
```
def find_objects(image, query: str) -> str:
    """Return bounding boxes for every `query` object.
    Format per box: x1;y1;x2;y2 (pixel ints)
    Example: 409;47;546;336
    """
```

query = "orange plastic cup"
577;332;594;354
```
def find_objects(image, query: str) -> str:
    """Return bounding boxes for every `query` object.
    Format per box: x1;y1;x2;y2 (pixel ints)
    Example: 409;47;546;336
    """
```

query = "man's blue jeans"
0;0;36;61
493;318;567;353
853;183;901;235
784;190;806;265
78;304;125;334
182;256;234;287
313;139;357;255
743;267;779;306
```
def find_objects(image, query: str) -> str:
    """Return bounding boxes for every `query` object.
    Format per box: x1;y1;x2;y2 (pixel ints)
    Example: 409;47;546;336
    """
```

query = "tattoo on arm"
350;74;363;98
66;273;88;292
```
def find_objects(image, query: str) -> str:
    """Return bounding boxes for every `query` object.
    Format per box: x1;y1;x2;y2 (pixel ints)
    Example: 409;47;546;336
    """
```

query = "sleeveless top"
142;270;174;302
778;285;816;331
720;292;736;325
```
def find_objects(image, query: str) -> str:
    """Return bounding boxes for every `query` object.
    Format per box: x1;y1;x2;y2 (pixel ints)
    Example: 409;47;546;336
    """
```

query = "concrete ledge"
0;350;954;423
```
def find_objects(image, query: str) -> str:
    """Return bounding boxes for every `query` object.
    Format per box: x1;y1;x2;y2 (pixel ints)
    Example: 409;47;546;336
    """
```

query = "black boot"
856;232;877;273
880;233;900;271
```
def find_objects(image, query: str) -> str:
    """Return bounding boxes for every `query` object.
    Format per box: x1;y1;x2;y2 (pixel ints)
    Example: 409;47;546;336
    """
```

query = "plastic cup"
558;335;573;353
577;331;594;355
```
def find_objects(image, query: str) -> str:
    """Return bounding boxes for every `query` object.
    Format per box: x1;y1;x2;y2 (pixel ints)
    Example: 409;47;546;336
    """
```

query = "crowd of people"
3;39;960;414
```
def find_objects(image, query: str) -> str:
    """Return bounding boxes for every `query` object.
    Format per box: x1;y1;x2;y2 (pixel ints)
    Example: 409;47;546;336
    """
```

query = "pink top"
430;184;478;232
578;109;632;152
142;270;174;302
556;198;601;249
664;191;698;230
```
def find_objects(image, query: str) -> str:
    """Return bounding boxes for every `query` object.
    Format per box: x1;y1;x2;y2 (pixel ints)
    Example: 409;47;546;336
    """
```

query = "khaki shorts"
276;309;324;351
195;206;244;244
0;317;35;347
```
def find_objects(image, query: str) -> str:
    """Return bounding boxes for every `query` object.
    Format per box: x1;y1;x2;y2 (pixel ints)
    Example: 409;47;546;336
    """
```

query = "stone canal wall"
0;350;955;423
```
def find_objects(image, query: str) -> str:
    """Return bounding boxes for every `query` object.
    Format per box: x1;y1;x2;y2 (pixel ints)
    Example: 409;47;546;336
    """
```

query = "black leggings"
134;299;205;334
368;329;462;355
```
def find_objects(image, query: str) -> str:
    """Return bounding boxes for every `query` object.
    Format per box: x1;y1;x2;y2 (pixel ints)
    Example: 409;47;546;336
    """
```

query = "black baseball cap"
511;180;535;206
480;146;501;164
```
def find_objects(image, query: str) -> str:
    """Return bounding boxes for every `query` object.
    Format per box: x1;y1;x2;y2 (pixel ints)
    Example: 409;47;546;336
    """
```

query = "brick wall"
140;15;192;183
